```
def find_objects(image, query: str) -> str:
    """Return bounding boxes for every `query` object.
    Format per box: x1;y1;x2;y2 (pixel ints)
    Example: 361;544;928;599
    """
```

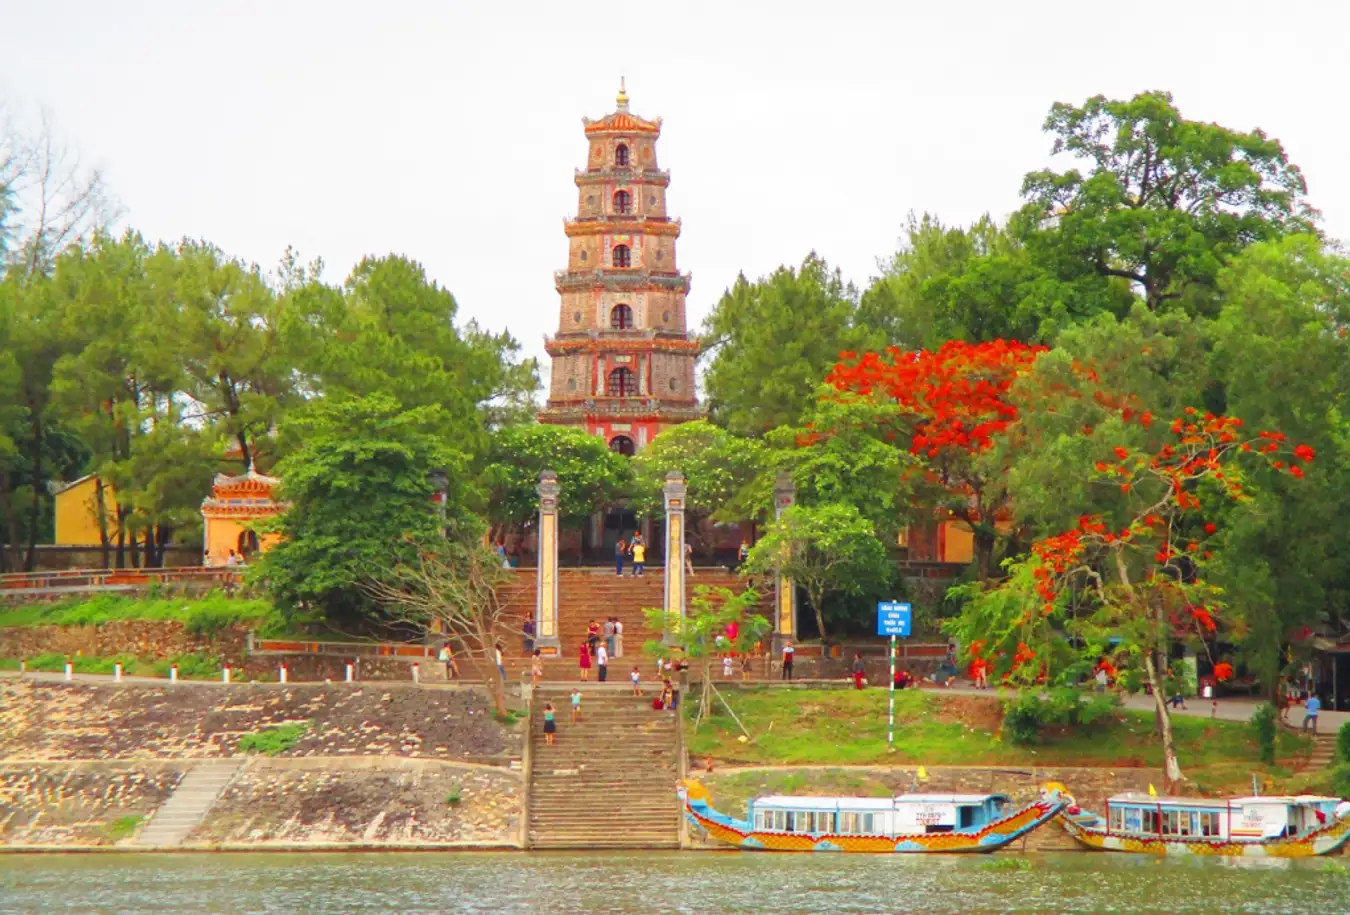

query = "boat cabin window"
959;806;976;829
1142;809;1160;834
773;810;786;831
1109;808;1123;831
1200;812;1220;836
838;812;875;834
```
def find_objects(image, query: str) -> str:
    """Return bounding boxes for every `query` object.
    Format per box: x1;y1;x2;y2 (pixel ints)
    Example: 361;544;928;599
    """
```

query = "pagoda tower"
539;80;702;454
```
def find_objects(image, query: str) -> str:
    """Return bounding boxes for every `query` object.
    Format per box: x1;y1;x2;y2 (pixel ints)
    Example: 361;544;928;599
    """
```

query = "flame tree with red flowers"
951;408;1313;788
826;339;1048;580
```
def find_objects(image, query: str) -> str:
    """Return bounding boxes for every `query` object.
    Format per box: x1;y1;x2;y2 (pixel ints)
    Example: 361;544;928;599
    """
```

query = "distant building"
200;463;287;566
50;474;121;546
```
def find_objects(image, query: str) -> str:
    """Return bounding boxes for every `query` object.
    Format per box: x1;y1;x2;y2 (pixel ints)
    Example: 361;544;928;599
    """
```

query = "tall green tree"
702;253;869;436
629;420;770;528
1021;91;1315;315
481;423;631;540
744;502;892;641
258;394;473;621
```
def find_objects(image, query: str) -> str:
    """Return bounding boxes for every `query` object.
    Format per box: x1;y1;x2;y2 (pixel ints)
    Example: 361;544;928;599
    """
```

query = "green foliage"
744;503;892;641
0;593;275;633
148;654;223;680
103;815;144;842
1021;91;1314;314
642;585;769;662
1251;702;1278;766
482;423;631;534
1002;689;1117;746
1332;765;1350;800
1338;721;1350;766
257;394;471;620
236;722;310;756
445;784;462;806
702;253;872;436
629;420;769;524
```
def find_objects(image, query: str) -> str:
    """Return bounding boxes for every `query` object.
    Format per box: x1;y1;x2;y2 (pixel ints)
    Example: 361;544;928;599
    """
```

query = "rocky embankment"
0;680;523;848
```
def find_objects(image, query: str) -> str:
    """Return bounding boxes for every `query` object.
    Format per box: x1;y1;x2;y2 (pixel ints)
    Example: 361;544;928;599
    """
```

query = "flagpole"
888;634;896;748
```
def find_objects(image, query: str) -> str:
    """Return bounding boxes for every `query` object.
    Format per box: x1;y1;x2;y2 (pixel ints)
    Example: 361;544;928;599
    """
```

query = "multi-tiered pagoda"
539;81;702;454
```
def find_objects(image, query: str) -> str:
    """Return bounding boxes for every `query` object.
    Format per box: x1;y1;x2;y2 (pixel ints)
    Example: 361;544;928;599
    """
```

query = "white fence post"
280;664;288;684
223;665;231;684
113;663;122;683
170;664;178;683
64;661;73;681
412;662;420;684
345;663;355;683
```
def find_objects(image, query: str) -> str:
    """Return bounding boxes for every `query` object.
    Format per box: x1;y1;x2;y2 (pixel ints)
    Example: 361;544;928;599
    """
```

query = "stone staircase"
1306;732;1337;770
130;759;244;847
526;686;682;849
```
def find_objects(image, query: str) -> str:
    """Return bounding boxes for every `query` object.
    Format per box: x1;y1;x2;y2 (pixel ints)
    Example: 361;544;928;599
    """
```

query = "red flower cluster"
1213;662;1234;682
827;340;1046;461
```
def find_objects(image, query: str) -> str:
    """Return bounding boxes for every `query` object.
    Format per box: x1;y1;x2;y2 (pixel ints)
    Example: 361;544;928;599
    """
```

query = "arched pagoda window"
610;304;633;329
606;366;638;397
613;190;631;214
615;144;630;167
609;435;635;456
612;244;631;268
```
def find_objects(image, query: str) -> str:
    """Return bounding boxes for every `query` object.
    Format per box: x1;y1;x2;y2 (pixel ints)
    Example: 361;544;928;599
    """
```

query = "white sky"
3;1;1348;383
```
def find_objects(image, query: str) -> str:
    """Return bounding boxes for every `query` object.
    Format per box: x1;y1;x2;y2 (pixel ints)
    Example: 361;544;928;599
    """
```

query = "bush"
1117;669;1144;695
104;815;144;842
0;592;277;634
148;655;223;680
445;784;462;806
1003;694;1045;746
1338;721;1350;765
1332;764;1350;800
1250;702;1278;765
236;722;310;756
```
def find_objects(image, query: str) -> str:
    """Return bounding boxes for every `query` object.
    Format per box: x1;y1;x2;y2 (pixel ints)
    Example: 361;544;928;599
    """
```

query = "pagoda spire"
616;76;629;112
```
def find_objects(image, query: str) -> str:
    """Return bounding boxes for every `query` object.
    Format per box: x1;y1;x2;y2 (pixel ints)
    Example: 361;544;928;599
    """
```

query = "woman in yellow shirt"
631;539;646;576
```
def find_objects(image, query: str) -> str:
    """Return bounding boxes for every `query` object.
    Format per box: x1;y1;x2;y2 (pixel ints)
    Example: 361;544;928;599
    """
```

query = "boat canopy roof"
1109;792;1341;808
753;793;1006;810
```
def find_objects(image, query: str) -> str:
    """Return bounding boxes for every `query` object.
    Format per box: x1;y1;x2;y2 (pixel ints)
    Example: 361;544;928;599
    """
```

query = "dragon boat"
680;780;1069;853
1058;791;1350;857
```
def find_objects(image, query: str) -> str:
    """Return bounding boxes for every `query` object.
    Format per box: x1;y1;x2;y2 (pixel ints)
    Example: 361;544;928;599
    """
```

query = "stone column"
773;469;797;656
663;471;687;625
534;470;561;654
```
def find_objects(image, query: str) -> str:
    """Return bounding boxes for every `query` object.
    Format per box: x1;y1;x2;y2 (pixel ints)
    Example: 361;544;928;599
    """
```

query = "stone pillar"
663;471;687;625
534;470;561;654
773;469;797;656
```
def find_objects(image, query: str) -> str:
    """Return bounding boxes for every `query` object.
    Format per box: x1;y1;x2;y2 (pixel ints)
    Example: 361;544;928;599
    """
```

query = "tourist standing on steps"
659;678;673;710
543;702;557;745
741;653;752;681
782;641;795;681
523;619;535;655
631;666;641;695
631;537;646;576
587;619;600;657
613;618;624;658
578;640;592;681
615;537;627;576
597;642;609;682
494;643;506;683
1303;693;1322;733
531;649;544;686
603;618;615;657
570;687;583;723
439;641;460;680
722;654;733;679
674;657;688;710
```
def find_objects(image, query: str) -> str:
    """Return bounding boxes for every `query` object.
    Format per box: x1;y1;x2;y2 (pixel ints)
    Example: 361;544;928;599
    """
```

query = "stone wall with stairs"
131;758;244;847
525;685;682;849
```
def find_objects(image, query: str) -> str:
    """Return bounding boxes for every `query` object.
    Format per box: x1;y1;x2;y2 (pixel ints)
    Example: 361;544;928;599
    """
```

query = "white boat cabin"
747;793;1011;836
1102;793;1346;841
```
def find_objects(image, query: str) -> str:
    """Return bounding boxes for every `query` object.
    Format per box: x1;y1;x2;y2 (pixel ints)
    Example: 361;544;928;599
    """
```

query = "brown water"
1;850;1348;913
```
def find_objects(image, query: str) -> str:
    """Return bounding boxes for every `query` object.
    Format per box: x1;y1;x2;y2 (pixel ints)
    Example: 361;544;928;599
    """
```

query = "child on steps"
543;702;557;746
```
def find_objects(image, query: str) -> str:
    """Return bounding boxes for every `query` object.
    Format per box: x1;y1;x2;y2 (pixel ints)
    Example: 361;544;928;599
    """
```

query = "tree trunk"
94;477;111;570
696;656;713;729
476;619;508;718
809;585;828;644
0;474;18;572
23;405;43;572
1144;652;1184;790
973;528;996;581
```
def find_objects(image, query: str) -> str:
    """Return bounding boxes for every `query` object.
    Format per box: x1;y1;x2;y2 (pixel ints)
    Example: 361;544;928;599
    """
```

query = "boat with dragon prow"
680;780;1070;853
1058;791;1350;857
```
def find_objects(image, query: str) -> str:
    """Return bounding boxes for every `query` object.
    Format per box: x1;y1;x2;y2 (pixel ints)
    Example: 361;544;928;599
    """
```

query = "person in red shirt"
578;641;592;681
852;652;866;690
781;641;795;681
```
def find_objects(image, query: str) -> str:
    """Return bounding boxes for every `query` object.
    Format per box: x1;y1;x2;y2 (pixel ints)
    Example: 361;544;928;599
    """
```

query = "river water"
2;851;1347;914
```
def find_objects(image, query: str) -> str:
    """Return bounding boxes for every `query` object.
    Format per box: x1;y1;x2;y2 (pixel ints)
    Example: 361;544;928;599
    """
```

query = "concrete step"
129;760;244;847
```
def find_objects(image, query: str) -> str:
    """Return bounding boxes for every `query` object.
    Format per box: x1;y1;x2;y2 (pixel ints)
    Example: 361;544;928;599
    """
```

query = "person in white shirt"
596;643;609;682
613;619;624;658
722;655;733;678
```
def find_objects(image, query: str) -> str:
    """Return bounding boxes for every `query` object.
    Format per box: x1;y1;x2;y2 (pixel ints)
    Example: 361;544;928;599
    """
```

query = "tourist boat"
1058;792;1350;857
679;780;1069;853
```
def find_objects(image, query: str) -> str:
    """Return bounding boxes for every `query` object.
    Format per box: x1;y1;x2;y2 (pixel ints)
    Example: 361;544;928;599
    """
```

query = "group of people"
578;617;625;681
614;533;647;576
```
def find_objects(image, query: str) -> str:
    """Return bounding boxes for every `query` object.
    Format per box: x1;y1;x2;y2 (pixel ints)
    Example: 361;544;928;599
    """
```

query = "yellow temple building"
200;463;287;566
51;474;121;546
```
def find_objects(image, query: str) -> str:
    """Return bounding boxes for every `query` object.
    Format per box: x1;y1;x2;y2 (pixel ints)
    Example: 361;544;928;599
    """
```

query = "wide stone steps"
526;690;681;849
130;759;243;847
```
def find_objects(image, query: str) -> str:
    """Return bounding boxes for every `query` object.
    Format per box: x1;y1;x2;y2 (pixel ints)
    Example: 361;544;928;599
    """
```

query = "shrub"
1003;694;1045;746
1338;721;1350;765
1332;764;1350;800
1116;669;1144;695
445;785;462;806
104;815;144;842
236;722;310;756
148;655;223;680
1250;702;1278;765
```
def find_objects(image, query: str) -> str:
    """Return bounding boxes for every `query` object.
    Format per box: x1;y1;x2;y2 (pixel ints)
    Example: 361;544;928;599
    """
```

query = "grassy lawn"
686;687;1310;774
0;592;276;634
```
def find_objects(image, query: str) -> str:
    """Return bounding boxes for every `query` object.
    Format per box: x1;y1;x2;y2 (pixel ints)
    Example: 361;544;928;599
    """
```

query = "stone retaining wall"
0;760;186;845
0;621;250;665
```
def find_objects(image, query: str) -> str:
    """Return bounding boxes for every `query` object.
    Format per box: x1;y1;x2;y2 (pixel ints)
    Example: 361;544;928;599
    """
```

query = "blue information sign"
876;601;912;637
